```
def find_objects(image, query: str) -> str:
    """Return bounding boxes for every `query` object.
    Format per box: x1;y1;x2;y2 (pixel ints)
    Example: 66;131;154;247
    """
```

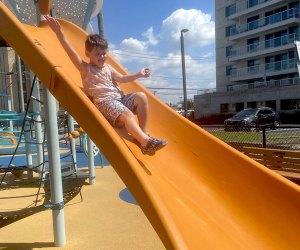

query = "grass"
211;131;262;142
209;129;300;146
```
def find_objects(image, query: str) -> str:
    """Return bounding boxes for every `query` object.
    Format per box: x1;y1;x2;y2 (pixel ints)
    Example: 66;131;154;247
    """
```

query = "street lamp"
180;28;189;117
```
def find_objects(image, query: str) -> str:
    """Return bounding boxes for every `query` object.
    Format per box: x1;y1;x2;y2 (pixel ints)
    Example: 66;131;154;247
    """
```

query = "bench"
243;147;300;181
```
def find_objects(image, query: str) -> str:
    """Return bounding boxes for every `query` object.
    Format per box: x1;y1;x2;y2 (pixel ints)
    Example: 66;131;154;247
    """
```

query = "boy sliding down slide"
44;16;167;155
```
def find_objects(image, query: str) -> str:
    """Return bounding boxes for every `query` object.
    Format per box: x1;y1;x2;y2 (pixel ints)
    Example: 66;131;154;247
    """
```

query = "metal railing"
236;0;279;14
201;125;300;152
229;8;299;37
230;58;297;80
229;33;299;59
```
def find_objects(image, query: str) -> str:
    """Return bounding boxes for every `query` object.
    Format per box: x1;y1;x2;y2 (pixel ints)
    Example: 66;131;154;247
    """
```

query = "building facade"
194;0;300;119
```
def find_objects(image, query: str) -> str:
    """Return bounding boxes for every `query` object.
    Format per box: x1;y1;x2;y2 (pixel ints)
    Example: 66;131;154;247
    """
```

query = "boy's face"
87;46;107;68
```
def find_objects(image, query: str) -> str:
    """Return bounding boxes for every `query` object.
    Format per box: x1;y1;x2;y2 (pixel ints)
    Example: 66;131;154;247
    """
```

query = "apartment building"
194;0;300;119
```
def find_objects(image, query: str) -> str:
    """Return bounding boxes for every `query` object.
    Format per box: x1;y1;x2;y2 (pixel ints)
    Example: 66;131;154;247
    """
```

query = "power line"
145;87;202;91
110;49;215;61
141;76;215;82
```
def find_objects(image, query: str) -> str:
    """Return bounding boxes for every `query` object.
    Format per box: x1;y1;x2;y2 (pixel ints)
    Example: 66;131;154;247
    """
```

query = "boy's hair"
85;34;108;52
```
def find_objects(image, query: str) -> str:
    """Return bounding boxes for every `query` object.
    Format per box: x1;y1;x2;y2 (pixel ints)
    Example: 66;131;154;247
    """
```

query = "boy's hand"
44;15;62;35
141;68;151;78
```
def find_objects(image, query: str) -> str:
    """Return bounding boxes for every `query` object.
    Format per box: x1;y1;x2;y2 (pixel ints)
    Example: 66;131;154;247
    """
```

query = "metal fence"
200;125;300;152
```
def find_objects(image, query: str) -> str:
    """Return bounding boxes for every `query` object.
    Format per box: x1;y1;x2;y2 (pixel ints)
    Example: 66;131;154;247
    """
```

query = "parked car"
224;107;280;131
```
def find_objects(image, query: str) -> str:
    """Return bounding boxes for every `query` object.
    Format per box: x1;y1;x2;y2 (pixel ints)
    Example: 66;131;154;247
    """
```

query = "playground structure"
2;0;300;249
0;0;102;179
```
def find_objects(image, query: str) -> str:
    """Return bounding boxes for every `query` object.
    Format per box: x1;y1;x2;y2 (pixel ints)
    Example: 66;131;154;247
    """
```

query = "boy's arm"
112;68;150;83
44;16;87;77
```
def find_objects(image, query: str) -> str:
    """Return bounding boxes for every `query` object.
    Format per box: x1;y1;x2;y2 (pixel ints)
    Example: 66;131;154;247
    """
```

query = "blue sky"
91;1;216;104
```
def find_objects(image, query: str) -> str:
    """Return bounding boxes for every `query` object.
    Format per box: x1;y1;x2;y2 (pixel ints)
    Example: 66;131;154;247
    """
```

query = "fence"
201;125;300;152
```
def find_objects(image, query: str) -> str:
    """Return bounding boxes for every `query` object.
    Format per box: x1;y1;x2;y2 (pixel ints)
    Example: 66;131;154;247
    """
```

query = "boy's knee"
116;111;131;127
135;92;148;105
119;109;135;120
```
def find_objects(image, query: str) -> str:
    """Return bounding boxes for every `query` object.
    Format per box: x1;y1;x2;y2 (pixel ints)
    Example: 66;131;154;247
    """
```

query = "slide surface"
1;3;300;249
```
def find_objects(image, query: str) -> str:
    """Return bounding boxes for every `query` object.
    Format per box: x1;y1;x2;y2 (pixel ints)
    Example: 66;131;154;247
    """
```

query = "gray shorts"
95;93;137;127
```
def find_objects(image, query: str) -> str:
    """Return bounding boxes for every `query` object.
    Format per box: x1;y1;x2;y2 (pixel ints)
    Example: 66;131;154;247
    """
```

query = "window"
289;50;295;59
265;56;274;71
265;10;273;25
274;30;287;46
247;15;259;31
248;59;259;73
266;52;294;71
247;37;259;53
247;102;257;109
226;65;236;76
264;109;273;115
226;46;233;57
248;0;259;8
225;4;236;17
226;25;236;37
275;54;285;71
289;26;299;42
226;66;232;76
236;103;244;112
266;100;276;110
221;104;229;113
265;33;273;48
289;2;299;18
281;99;300;110
265;27;298;49
257;110;264;116
289;1;299;10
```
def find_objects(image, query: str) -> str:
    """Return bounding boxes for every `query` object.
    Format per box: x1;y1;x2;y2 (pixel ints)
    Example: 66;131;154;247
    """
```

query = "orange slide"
1;3;300;249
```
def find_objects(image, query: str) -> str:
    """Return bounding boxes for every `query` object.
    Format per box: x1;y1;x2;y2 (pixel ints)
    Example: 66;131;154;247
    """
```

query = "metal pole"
31;74;44;176
7;96;13;131
82;0;96;31
87;136;95;185
180;29;189;117
67;114;77;167
97;10;104;37
44;89;66;247
16;55;25;113
24;89;33;179
35;0;66;246
262;127;266;148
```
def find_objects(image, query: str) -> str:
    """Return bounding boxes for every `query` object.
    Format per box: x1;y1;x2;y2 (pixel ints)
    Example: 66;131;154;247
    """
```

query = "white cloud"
110;8;216;104
119;27;158;53
142;27;158;46
120;37;148;52
160;9;215;48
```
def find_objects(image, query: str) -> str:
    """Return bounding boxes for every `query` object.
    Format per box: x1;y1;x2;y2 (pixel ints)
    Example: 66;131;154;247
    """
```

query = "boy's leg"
100;97;167;155
133;92;148;133
122;92;148;133
120;94;167;155
97;99;149;146
116;109;149;147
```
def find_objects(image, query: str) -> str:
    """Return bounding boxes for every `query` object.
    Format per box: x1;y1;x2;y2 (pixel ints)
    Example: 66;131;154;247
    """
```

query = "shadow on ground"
0;172;87;228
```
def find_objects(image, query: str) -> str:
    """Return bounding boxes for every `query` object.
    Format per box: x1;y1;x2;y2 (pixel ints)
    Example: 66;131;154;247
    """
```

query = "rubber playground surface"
0;142;164;249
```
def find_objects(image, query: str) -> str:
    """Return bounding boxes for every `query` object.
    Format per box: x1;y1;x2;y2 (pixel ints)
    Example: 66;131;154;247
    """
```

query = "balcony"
229;33;299;61
228;0;284;19
222;77;300;93
230;58;298;81
229;8;300;41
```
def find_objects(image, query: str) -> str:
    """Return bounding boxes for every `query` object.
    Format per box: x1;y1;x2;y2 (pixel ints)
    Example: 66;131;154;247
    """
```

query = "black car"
224;107;280;131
